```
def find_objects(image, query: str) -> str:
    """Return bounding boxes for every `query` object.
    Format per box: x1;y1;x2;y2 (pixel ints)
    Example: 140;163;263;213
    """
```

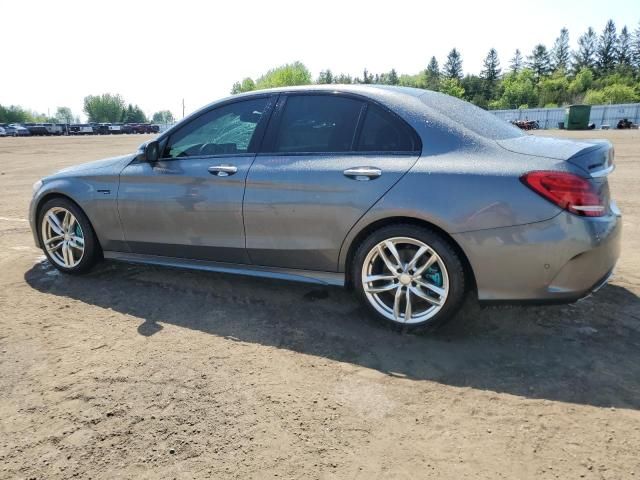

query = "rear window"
421;91;523;140
357;105;418;152
273;95;363;153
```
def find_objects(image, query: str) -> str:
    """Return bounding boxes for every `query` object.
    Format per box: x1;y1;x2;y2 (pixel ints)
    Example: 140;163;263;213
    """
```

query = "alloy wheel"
361;237;449;324
40;207;85;268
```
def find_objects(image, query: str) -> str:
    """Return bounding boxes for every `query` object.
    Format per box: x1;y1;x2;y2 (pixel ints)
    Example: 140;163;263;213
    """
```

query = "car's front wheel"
38;198;100;274
353;224;466;331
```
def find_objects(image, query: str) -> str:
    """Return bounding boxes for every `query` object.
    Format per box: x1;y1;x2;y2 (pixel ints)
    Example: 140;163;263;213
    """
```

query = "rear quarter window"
357;104;419;152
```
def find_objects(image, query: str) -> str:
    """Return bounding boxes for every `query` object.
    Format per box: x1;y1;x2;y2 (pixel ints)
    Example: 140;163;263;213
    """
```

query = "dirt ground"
0;131;639;479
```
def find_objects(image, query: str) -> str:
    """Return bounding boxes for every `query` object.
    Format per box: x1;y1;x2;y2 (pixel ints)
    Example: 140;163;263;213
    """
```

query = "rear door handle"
343;167;382;180
208;165;238;177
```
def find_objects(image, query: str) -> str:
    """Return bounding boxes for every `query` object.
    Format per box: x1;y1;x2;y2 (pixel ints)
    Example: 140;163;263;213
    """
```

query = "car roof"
227;84;428;103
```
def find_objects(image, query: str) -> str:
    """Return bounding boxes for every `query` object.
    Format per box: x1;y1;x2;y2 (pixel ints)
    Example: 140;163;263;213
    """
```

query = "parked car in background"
94;123;110;135
69;124;94;135
108;123;123;134
5;124;31;136
0;126;6;137
29;85;621;331
127;123;154;134
42;123;64;135
24;123;49;136
149;124;160;134
2;125;15;136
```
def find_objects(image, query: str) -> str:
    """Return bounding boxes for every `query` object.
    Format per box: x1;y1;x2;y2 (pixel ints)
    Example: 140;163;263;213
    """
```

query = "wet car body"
29;85;621;328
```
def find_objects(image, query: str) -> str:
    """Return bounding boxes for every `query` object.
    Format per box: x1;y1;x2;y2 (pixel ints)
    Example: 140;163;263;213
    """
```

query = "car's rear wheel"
38;198;100;274
353;224;466;332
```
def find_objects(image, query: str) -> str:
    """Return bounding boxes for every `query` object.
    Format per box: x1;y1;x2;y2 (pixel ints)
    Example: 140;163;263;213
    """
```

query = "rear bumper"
452;207;622;302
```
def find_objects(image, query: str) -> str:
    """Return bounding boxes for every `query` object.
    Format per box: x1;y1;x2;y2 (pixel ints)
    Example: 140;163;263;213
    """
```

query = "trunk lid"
497;135;614;177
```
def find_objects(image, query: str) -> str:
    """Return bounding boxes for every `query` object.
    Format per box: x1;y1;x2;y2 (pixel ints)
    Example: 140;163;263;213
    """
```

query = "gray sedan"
29;85;621;331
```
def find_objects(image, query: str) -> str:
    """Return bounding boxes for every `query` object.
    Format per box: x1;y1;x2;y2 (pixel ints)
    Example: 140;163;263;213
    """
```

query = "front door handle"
208;165;238;177
343;167;382;181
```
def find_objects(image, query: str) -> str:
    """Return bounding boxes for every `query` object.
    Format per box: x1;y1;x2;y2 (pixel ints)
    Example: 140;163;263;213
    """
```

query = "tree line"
0;105;77;125
1;95;175;125
232;19;640;110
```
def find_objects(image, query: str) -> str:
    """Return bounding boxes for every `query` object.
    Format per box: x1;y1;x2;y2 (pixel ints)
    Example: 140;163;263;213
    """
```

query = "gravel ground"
0;131;639;479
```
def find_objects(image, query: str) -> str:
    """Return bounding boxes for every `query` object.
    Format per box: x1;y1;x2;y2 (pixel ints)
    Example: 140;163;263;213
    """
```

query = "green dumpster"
564;104;591;130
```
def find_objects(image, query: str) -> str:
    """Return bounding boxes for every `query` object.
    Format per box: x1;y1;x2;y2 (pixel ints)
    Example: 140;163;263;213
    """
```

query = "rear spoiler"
567;140;615;178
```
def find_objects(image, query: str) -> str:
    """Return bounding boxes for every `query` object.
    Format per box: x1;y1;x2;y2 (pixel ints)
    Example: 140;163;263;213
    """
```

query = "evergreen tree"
442;48;463;80
387;68;399;85
481;48;501;98
334;73;353;84
361;68;373;84
632;22;640;72
616;26;632;69
123;104;133;123
574;27;598;72
317;69;334;84
425;56;440;90
527;44;552;79
596;19;618;74
133;105;147;123
121;104;147;123
509;49;523;73
551;27;571;72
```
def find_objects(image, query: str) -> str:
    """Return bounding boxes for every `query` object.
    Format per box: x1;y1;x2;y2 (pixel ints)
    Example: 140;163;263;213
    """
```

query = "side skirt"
103;251;345;287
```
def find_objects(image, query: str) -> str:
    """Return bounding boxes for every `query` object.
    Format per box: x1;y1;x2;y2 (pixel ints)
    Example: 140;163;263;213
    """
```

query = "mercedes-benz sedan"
29;85;621;331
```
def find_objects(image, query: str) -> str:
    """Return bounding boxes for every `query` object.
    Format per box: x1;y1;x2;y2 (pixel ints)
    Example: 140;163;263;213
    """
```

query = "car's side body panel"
336;148;572;272
116;155;254;264
113;93;277;264
244;153;419;271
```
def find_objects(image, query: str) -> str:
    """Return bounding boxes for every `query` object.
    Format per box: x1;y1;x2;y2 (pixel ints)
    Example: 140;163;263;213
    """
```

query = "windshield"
420;91;523;140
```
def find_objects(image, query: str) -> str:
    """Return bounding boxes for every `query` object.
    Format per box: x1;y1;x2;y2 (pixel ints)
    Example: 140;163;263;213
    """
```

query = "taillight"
520;171;605;217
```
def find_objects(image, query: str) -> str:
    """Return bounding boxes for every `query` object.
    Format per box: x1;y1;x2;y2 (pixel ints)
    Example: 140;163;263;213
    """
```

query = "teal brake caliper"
424;265;443;287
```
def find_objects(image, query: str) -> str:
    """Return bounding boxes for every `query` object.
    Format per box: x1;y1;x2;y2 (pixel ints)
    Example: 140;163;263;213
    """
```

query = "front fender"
30;179;89;248
30;176;124;251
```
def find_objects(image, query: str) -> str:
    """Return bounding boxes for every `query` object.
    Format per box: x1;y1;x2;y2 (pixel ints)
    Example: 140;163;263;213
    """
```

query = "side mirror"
144;140;160;163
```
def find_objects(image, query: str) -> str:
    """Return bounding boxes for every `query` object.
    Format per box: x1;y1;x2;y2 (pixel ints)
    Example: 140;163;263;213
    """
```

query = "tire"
352;224;466;332
37;197;100;274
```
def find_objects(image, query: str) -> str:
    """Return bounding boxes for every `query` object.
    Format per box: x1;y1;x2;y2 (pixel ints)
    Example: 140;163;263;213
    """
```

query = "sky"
1;0;638;121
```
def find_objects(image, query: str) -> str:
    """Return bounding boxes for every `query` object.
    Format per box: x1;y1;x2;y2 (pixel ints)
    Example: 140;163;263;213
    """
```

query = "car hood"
50;154;135;177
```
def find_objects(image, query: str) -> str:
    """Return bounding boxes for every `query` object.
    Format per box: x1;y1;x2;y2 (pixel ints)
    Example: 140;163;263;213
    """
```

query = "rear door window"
272;95;364;153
